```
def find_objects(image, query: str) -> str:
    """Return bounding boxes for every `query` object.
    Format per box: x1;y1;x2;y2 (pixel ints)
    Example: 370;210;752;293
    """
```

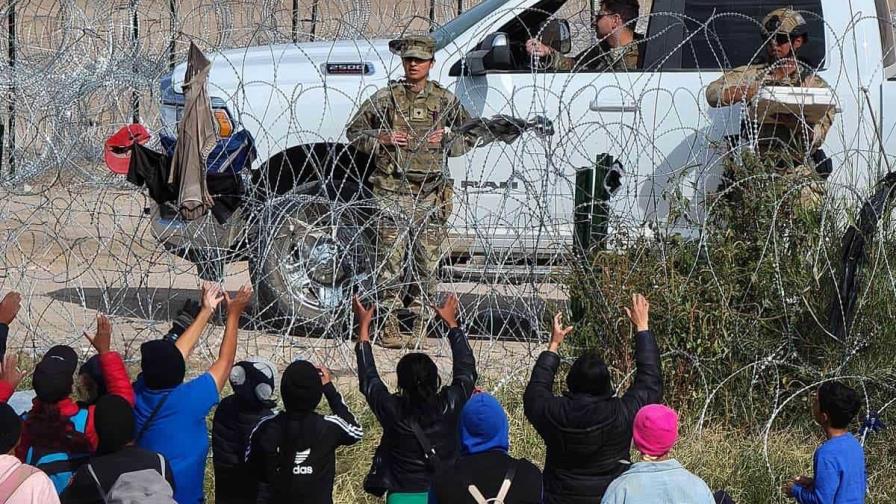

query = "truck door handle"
589;100;638;113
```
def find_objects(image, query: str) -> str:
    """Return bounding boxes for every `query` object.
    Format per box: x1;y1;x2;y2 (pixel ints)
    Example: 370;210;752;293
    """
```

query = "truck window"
552;0;594;57
643;0;825;71
464;0;650;73
875;0;896;74
433;0;515;50
551;0;652;72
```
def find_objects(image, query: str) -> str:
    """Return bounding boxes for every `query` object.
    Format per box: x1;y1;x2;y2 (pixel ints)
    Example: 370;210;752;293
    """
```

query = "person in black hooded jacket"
212;357;277;504
352;293;477;503
245;360;362;504
61;395;175;504
524;293;662;504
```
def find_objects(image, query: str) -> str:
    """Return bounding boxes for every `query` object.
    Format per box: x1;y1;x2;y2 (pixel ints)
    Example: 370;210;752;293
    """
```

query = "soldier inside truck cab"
525;0;641;71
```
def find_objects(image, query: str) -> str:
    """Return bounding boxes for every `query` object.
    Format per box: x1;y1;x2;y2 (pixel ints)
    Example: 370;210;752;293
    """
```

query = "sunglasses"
593;12;619;22
769;33;793;45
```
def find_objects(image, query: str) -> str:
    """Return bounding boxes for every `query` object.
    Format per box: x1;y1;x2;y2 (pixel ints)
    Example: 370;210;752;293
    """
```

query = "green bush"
566;152;896;426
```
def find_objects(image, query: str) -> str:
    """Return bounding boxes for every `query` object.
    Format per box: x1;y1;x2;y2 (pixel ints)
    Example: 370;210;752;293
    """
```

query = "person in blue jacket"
784;381;866;504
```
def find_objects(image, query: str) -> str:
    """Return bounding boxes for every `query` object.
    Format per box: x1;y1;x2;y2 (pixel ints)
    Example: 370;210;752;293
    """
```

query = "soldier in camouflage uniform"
346;35;483;348
526;0;641;72
706;7;836;208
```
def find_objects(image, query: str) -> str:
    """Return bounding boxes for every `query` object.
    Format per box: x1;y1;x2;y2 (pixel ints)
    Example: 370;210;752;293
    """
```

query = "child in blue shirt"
785;381;866;504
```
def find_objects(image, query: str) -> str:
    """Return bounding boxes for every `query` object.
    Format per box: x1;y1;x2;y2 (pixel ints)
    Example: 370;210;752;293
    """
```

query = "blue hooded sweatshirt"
460;393;510;455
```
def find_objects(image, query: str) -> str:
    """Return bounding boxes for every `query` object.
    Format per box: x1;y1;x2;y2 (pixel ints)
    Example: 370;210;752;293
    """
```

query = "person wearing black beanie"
18;314;136;494
212;358;277;504
94;395;136;455
133;283;252;504
523;294;662;504
139;339;187;390
61;395;175;504
281;360;324;411
246;361;363;504
0;403;60;502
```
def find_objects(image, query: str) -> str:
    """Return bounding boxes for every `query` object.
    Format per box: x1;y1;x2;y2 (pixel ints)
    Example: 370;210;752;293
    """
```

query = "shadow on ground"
45;284;552;341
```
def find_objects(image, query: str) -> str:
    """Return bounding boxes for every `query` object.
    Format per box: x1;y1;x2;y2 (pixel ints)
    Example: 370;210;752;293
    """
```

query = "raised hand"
624;293;650;332
318;365;332;385
84;313;112;354
225;284;254;316
0;292;22;325
550;312;573;352
433;293;460;329
0;355;23;389
352;296;374;341
352;296;374;326
201;282;226;312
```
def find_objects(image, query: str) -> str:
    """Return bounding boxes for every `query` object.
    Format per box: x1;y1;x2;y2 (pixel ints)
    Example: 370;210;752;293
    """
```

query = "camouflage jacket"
706;61;835;157
346;79;478;193
548;39;640;72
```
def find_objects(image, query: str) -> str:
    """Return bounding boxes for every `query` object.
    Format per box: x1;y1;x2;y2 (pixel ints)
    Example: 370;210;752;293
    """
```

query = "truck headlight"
213;109;234;137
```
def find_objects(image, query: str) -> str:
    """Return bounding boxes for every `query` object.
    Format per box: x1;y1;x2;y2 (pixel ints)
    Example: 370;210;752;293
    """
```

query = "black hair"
23;402;92;456
94;395;136;455
600;0;640;26
566;351;613;396
396;353;441;420
0;404;22;454
818;381;861;429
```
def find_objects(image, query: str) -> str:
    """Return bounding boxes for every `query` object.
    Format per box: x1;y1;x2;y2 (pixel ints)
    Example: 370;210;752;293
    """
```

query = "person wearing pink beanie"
600;404;716;504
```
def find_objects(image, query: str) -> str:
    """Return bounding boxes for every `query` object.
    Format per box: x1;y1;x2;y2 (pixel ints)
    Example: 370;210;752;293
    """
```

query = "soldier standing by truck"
705;7;837;209
346;35;483;348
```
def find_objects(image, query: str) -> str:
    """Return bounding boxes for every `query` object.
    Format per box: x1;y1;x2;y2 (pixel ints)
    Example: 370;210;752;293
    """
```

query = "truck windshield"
433;0;515;49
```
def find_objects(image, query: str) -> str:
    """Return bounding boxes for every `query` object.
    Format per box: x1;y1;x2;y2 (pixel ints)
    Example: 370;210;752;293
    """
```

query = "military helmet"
388;35;436;60
762;7;809;39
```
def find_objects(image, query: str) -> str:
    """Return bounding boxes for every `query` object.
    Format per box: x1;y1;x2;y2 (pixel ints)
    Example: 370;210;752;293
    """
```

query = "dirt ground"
0;176;564;386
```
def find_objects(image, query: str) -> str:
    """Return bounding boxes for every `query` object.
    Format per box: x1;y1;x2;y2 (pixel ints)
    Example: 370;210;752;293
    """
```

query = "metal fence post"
5;0;16;176
310;0;319;41
130;0;140;123
168;0;176;70
292;0;298;42
429;0;435;30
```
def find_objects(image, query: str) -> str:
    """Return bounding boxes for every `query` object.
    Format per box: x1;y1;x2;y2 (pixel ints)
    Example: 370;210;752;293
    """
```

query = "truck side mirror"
539;19;572;55
464;32;514;76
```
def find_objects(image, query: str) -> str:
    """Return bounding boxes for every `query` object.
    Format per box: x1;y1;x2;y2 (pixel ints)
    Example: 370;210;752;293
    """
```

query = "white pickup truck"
154;0;896;332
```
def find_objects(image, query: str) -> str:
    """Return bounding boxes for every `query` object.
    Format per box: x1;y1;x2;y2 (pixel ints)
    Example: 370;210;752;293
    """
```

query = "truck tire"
249;190;375;336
